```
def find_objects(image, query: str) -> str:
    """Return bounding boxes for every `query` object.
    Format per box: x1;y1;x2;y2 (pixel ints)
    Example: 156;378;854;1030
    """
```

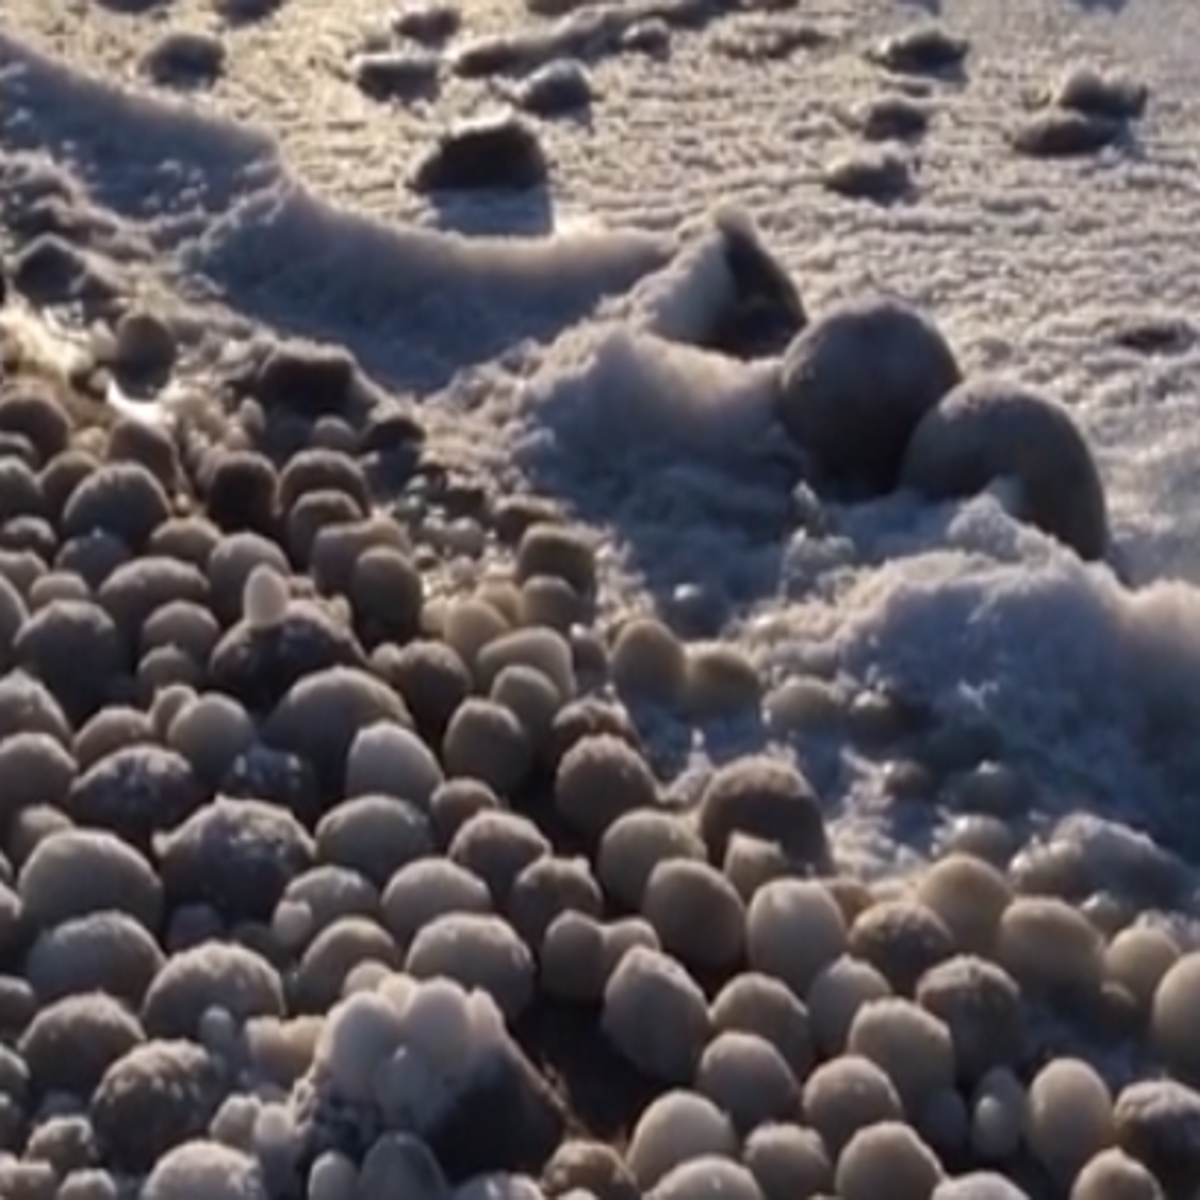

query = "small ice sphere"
308;1150;358;1200
243;564;289;629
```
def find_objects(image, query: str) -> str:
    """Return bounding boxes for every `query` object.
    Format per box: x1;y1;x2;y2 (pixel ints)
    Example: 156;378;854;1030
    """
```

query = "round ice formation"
506;854;603;950
24;1111;98;1177
381;858;493;948
280;864;378;935
540;910;610;1002
20;992;145;1097
627;1090;738;1189
846;997;955;1110
442;697;534;796
722;834;790;903
697;756;831;870
1070;1147;1163;1200
294;916;400;1013
848;898;955;995
90;1038;227;1173
61;461;171;552
602;946;710;1082
900;377;1109;560
597;810;707;910
518;573;583;630
357;1132;450;1200
351;546;425;646
554;733;658;843
0;731;76;827
490;662;563;745
166;693;256;786
747;880;847;997
802;1054;905;1156
241;564;289;630
682;642;762;718
515;523;597;598
15;600;125;726
651;1156;765;1200
835;1121;944;1200
934;1173;1031;1200
915;955;1024;1083
315;793;433;888
743;1123;833;1200
1150;951;1200;1083
710;972;814;1077
995;897;1104;996
1107;925;1179;1014
694;1030;801;1134
0;388;71;463
641;859;745;971
25;909;164;1005
145;600;216;673
542;1140;639;1199
18;828;163;931
344;721;445;808
141;1140;268;1200
1025;1058;1115;1186
202;447;276;536
141;941;285;1040
307;1150;359;1200
404;912;535;1020
914;854;1012;955
1114;1078;1200;1193
154;796;314;924
57;1168;121;1200
777;294;961;491
611;616;687;702
439;597;506;670
970;1068;1027;1162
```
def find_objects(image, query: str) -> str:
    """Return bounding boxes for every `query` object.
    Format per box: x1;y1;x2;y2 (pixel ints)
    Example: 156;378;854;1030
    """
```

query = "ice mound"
514;207;799;466
782;498;1200;847
287;973;564;1185
195;180;672;393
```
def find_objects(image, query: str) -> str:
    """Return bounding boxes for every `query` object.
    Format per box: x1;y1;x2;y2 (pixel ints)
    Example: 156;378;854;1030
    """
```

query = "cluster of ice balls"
218;972;512;1199
0;286;1195;1200
312;973;505;1119
568;863;1200;1200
